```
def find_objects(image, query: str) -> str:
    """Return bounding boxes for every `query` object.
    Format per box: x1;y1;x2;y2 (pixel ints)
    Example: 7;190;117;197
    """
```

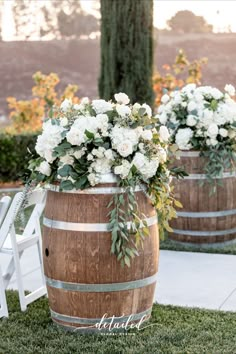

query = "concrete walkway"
1;247;236;312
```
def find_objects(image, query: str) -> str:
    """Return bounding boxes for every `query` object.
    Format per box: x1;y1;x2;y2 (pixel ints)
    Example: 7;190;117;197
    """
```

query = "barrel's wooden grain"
43;177;159;332
170;151;236;245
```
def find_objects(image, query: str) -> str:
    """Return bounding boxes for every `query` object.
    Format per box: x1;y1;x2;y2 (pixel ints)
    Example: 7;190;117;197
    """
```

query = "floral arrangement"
156;83;236;184
27;93;179;266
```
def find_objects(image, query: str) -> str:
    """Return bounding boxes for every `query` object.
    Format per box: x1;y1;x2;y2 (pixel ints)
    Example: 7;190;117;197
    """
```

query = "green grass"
1;291;236;354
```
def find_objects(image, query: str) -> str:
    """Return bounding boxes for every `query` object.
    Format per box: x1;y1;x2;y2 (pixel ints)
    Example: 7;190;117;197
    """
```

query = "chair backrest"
0;196;11;227
0;189;46;249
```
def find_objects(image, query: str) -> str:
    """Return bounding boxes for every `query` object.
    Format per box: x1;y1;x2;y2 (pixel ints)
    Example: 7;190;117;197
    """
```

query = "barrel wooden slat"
170;152;236;245
43;181;159;332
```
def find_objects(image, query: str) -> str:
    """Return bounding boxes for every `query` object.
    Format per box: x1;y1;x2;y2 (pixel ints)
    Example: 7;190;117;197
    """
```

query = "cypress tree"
99;0;154;106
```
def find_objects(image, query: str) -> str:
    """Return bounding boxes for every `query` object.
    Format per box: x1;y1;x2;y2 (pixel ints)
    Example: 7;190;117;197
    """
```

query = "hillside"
0;33;236;119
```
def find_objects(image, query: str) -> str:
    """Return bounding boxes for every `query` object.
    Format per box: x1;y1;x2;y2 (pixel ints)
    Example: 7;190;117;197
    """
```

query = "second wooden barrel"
170;151;236;245
43;174;159;332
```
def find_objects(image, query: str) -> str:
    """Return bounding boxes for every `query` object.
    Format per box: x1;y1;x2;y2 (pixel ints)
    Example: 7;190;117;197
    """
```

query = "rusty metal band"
177;209;236;218
172;227;236;237
43;214;158;232
45;272;158;292
50;306;152;325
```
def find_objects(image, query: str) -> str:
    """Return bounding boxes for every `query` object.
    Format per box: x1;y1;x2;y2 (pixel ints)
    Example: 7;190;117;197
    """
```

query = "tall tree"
167;11;213;33
99;0;154;106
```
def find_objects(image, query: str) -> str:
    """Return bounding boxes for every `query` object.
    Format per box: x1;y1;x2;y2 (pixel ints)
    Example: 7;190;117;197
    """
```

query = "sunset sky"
2;0;236;40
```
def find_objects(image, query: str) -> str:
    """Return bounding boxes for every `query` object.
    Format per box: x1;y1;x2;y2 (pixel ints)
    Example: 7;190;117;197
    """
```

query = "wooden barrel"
170;151;236;245
43;174;159;332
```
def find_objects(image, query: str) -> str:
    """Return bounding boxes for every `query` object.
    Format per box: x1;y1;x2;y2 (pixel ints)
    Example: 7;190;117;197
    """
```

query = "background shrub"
0;133;37;182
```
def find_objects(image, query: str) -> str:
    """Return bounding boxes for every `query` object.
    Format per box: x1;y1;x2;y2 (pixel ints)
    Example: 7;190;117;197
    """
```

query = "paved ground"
1;247;236;312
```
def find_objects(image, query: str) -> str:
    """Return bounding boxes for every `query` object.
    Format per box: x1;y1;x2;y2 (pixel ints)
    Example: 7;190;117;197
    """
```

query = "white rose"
158;113;168;125
116;104;131;117
117;140;133;157
104;149;115;160
187;101;197;112
219;128;228;137
60;117;68;126
141;130;153;141
210;138;218;146
92;99;113;114
159;126;170;142
211;88;223;100
36;161;51;176
114;92;130;105
142;103;152;117
224;84;235;96
186;115;197;127
87;154;94;161
175;128;193;150
161;94;170;104
60;98;72;112
207;123;218;137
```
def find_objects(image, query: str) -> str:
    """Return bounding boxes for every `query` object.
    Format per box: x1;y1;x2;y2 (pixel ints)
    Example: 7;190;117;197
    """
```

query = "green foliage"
2;290;236;353
0;133;37;182
99;0;154;106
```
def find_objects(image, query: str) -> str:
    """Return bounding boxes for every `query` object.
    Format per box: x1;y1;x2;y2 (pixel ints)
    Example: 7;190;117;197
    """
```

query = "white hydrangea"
36;161;51;176
111;125;139;155
60;117;68;126
161;94;170;104
88;173;101;186
59;154;74;166
90;157;112;174
35;120;64;163
186;115;197;127
207;123;218;137
114;160;131;179
114;92;130;105
175;128;193;150
132;153;159;179
219;128;228;137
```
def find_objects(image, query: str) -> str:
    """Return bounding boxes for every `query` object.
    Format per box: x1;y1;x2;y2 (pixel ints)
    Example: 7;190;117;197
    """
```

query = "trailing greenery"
99;0;154;106
0;133;38;182
1;290;236;353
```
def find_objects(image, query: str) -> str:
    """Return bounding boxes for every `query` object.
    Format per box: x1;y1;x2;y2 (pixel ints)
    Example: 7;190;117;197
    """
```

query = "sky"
2;0;236;40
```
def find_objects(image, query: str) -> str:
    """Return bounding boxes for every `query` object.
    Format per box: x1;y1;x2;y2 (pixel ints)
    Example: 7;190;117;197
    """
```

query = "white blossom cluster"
156;84;236;151
33;93;170;188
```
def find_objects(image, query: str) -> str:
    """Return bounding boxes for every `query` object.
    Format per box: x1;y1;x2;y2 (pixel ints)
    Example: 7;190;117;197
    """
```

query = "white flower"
175;128;193;150
66;127;85;146
211;88;223;100
60;98;72;112
132;103;141;114
36;161;51;176
187;101;197;112
186;115;197;127
132;153;159;179
158;113;168;125
114;92;130;105
229;129;236;139
81;97;89;105
87;153;94;161
60;117;68;126
92;147;106;158
88;173;100;186
117;140;133;157
116;104;131;117
74;149;86;160
225;84;235;97
111;125;139;150
207;123;218;137
159;126;170;142
142;103;152;117
161;94;170;104
141;130;153;141
91;157;111;174
210;138;218;146
219;128;228;137
104;149;115;160
92;99;113;114
114;160;131;179
59;154;74;166
156;147;167;163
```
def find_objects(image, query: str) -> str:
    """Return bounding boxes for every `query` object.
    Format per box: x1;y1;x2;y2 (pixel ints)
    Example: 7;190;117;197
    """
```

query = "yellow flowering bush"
6;72;80;134
153;49;208;107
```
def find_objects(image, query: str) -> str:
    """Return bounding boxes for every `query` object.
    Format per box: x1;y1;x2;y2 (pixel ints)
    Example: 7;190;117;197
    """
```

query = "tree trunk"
99;0;154;106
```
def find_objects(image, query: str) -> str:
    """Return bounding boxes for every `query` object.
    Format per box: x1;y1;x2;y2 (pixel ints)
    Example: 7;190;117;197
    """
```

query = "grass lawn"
1;291;236;354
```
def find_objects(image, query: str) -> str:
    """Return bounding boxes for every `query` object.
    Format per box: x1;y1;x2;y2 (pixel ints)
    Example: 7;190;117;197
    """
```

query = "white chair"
0;189;47;317
0;196;12;318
